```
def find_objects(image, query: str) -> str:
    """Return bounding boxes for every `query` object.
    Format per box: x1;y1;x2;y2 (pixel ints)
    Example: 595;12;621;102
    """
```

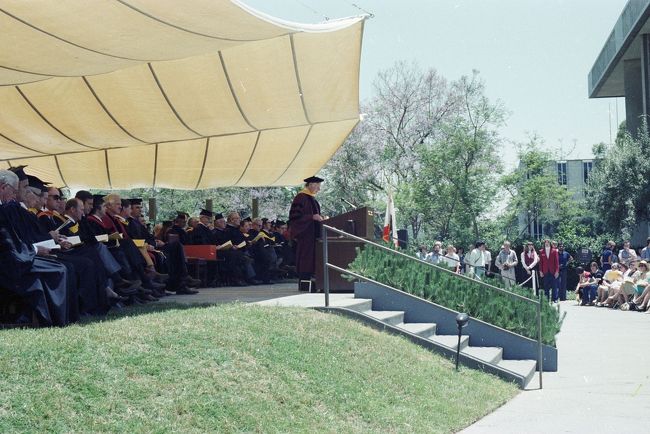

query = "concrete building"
589;0;650;245
588;0;650;136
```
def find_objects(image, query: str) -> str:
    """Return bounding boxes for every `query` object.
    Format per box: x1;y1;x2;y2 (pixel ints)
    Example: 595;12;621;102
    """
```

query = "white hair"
0;170;18;188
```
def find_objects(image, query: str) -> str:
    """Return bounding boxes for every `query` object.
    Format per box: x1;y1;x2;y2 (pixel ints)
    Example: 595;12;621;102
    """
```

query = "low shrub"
347;244;564;346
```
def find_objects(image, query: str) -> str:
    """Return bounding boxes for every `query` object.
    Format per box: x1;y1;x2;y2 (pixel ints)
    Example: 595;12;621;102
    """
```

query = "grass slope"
0;304;517;433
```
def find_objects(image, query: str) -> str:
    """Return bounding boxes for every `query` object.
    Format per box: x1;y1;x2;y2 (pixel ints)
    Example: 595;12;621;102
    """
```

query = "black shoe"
183;276;202;287
115;279;142;292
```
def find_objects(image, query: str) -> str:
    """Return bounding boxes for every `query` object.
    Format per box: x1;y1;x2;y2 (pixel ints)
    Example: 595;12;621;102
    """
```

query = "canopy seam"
15;86;101;150
234;131;261;186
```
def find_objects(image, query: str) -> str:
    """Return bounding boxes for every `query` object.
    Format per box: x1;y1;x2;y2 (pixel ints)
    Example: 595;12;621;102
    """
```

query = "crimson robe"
288;192;321;275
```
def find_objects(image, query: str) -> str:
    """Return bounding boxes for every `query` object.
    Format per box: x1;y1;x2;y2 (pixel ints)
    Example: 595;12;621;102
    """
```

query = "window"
583;161;593;184
557;162;567;185
529;217;543;240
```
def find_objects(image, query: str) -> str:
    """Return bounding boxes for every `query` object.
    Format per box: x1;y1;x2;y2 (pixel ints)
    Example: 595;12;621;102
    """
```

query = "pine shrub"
347;245;564;346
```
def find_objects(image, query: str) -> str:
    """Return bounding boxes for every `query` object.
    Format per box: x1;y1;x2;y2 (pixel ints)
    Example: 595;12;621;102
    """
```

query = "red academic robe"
288;191;321;275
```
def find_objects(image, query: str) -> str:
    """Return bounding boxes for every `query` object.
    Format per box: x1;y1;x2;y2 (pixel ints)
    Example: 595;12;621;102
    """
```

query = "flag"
382;192;398;247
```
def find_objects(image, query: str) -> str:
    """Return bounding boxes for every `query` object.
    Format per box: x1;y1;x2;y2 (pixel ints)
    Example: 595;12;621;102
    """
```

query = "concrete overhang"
588;0;650;98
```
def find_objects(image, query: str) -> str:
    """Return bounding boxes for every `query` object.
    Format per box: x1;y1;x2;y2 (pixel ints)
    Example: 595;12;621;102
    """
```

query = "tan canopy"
0;0;364;189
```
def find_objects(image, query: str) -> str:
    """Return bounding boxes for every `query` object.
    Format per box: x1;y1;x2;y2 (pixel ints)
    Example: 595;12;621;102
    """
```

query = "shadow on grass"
75;301;222;327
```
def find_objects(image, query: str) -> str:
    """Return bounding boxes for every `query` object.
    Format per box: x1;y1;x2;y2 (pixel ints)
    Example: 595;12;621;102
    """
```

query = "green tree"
587;123;650;236
500;136;574;241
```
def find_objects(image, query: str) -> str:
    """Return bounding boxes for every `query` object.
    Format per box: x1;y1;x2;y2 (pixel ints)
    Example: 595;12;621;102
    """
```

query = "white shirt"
441;253;460;268
467;248;486;267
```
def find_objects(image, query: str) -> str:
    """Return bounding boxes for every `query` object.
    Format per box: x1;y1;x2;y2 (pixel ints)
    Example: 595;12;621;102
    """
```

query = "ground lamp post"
455;313;469;371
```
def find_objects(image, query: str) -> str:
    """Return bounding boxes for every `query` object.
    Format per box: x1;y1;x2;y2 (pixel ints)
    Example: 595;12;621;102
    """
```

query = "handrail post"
322;224;330;307
534;272;543;389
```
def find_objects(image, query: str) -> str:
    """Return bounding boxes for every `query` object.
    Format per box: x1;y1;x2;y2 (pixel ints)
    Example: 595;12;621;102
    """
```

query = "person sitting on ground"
630;260;650;310
596;263;622;306
602;262;635;308
441;245;460;273
575;266;596;306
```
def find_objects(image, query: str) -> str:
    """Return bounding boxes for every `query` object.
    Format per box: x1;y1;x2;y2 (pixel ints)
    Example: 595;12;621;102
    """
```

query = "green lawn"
0;303;518;433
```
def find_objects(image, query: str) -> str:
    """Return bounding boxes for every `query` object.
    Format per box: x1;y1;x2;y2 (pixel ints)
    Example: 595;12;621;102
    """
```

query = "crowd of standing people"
414;237;650;308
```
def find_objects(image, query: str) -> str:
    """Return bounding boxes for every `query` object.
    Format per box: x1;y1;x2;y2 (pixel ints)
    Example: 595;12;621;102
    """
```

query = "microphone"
341;198;357;209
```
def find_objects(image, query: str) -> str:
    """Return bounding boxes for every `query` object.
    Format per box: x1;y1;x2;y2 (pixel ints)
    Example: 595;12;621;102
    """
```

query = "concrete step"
330;297;372;313
497;359;537;385
363;310;404;326
462;346;503;365
429;334;469;350
395;322;436;338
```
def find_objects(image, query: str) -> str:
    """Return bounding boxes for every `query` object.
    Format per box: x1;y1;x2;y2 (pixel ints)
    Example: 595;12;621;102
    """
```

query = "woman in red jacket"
539;239;560;302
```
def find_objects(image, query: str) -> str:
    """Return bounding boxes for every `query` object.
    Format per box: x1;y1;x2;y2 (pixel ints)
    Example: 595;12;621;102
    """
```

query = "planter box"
355;281;558;371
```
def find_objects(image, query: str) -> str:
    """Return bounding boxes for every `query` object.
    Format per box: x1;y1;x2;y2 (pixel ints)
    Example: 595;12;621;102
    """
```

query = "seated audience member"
630;260;650;310
212;212;249;286
0;169;71;326
596;263;622;306
168;212;190;244
37;186;67;232
224;212;259;285
127;200;199;294
188;209;219;286
249;217;278;283
575;266;596;306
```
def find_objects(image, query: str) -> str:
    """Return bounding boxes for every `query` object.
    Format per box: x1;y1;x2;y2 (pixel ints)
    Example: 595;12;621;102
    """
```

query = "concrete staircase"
326;297;538;388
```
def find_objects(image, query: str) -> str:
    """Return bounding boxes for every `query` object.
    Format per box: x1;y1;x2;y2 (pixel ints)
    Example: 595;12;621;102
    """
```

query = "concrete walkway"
155;282;302;305
462;301;650;434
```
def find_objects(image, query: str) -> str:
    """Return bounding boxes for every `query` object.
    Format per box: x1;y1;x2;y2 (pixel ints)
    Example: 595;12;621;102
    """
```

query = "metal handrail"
323;224;537;304
321;223;544;389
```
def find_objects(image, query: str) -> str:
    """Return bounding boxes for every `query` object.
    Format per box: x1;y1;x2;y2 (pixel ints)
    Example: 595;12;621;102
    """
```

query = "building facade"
518;158;595;240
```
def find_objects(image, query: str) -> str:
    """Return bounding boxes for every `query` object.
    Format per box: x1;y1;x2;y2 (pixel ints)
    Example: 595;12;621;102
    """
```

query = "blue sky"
243;0;628;166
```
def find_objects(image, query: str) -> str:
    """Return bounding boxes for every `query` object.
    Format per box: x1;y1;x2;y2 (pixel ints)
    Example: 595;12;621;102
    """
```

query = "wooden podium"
315;206;375;292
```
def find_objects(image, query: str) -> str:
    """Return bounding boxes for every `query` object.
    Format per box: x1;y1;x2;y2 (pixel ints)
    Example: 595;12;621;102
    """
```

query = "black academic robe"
5;204;109;317
0;204;69;326
168;225;188;245
288;192;321;275
190;223;215;245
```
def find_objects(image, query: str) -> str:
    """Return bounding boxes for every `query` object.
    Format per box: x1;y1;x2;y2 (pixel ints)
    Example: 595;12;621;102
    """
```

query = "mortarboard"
129;198;143;205
243;216;252;223
214;212;224;220
26;175;49;192
9;165;28;181
199;209;213;217
303;175;324;183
